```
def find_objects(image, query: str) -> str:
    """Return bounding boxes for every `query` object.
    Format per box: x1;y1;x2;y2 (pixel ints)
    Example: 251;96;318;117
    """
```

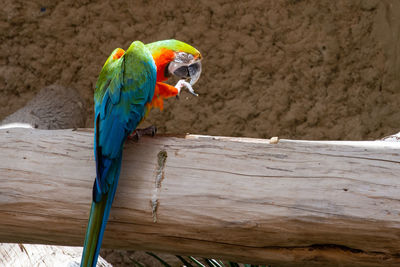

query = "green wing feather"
81;41;157;267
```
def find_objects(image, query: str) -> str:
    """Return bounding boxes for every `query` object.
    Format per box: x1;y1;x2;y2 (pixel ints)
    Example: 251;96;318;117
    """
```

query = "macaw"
81;39;202;267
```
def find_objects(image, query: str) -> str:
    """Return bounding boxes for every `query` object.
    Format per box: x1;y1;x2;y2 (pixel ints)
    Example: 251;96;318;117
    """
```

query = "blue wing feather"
94;41;156;197
81;41;156;267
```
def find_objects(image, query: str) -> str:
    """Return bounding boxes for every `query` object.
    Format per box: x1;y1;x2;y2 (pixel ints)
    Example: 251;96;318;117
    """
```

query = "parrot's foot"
175;79;199;97
128;125;157;142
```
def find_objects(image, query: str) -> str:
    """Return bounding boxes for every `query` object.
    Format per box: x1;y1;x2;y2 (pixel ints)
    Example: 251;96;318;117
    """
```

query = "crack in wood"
164;166;399;187
156;150;167;189
300;151;400;164
151;150;168;223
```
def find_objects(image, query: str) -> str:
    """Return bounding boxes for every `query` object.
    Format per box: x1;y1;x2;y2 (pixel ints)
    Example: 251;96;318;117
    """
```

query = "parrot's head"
146;39;202;85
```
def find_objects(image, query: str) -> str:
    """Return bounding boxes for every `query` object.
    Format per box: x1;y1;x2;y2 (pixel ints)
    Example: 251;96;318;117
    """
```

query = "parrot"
80;39;202;267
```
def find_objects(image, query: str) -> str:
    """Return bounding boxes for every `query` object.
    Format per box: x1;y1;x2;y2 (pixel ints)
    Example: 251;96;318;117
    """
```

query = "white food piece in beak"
175;80;199;96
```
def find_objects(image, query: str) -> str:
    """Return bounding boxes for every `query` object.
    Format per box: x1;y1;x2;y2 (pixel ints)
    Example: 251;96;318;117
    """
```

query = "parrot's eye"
164;62;172;78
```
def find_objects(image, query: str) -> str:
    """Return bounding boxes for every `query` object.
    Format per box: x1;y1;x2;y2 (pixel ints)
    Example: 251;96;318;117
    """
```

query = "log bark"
0;128;400;266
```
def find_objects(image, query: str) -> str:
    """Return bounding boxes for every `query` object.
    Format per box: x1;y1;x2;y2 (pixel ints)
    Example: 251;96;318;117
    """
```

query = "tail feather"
81;157;122;267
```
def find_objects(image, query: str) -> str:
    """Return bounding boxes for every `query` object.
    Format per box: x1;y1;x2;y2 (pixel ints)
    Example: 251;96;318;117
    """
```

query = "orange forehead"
152;48;175;62
112;48;125;60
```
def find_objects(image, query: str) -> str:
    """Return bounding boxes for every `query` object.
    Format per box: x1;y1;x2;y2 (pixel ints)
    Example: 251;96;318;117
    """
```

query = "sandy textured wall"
1;0;399;140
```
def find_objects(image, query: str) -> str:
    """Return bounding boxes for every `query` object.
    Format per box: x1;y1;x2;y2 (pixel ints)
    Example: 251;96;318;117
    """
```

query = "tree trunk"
0;128;400;266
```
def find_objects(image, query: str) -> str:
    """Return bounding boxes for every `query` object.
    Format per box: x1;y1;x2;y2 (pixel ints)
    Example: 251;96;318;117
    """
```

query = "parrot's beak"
187;61;201;85
170;61;202;85
168;52;202;85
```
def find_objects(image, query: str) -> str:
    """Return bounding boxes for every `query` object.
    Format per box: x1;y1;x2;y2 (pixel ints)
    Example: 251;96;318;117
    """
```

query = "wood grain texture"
0;128;400;266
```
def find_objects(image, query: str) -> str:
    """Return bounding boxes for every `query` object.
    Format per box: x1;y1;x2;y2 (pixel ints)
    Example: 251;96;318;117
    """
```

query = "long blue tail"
81;157;122;267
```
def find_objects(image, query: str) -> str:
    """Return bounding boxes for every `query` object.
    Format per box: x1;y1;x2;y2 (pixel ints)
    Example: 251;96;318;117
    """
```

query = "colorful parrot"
80;39;202;267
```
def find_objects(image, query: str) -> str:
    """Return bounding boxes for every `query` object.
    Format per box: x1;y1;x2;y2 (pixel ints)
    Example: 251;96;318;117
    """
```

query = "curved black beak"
173;66;190;79
170;61;202;85
187;61;201;85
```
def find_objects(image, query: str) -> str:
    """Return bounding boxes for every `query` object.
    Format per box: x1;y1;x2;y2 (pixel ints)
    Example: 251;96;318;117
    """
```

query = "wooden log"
0;128;400;266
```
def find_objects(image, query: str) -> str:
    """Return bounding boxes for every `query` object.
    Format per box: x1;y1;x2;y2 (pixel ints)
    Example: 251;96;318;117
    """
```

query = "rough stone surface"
1;0;399;140
1;84;86;129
